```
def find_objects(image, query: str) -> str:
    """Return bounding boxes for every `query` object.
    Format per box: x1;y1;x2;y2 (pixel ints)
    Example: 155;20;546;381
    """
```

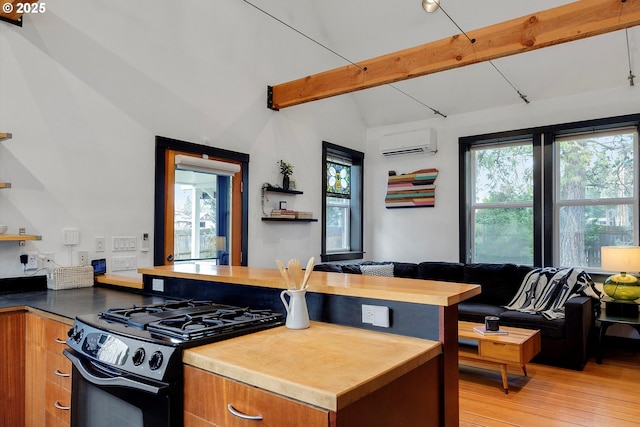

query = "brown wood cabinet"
25;311;72;427
184;356;441;427
184;366;328;427
0;309;25;427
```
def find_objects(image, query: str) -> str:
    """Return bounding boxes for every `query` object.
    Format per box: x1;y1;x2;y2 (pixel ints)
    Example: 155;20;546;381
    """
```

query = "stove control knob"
149;351;163;371
72;329;84;343
132;348;146;366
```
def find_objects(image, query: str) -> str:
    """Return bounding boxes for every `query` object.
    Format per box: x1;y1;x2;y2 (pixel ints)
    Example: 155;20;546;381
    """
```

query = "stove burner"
147;308;283;341
97;299;284;342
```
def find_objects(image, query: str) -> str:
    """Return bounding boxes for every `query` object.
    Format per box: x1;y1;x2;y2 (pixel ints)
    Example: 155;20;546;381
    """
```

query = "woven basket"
49;266;94;290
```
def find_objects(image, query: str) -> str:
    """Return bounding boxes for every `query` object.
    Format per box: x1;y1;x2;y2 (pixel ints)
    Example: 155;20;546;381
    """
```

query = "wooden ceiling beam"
268;0;640;110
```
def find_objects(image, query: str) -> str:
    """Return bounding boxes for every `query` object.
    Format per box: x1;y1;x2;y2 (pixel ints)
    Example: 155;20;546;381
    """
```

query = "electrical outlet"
26;252;38;271
40;252;55;269
361;304;390;328
77;250;89;267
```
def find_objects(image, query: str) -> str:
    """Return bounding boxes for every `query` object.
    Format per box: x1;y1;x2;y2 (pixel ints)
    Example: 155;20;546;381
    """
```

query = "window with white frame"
460;114;640;270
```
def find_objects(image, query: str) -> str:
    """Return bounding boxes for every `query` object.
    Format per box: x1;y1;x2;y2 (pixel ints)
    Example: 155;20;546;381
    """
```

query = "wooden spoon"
288;258;304;290
276;260;292;289
301;257;315;289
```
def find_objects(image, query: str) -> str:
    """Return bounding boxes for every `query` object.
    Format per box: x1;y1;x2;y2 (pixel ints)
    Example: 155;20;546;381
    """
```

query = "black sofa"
314;261;598;370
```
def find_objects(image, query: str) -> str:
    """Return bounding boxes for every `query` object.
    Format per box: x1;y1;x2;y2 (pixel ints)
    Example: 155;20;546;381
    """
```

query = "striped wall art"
385;168;438;208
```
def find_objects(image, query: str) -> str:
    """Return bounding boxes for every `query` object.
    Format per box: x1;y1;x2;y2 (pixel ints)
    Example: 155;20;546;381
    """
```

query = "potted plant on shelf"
279;160;294;190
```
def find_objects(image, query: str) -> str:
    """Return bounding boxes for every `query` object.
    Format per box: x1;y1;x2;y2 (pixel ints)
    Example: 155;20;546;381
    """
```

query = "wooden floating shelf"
0;234;42;241
261;218;318;222
263;185;303;195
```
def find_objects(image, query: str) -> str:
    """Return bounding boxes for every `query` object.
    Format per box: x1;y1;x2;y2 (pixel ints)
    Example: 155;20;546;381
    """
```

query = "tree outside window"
461;115;640;270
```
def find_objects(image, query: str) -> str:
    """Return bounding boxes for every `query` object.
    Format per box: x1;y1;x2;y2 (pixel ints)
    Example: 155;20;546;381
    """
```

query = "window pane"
474;207;533;264
327;161;351;197
559;204;634;268
558;132;635;200
326;197;350;252
472;144;533;204
174;170;230;263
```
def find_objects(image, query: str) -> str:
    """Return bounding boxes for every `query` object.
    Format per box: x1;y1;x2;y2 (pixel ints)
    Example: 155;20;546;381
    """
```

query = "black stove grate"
147;308;284;341
97;299;284;342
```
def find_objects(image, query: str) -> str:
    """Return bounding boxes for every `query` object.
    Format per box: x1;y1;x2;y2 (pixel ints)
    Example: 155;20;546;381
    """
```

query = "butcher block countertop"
183;321;441;412
138;264;480;306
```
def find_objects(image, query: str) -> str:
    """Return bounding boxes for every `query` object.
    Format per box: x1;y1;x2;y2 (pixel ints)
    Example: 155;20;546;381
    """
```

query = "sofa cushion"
497;310;565;338
458;303;505;322
360;264;395;277
463;263;533;306
313;264;343;273
391;262;418;279
341;264;363;275
416;262;465;282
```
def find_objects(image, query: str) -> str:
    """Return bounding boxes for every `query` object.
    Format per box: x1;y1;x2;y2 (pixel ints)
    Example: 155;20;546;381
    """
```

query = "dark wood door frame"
154;136;249;266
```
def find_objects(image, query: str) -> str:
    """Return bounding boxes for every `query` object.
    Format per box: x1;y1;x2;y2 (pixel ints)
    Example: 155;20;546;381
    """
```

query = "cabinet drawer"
184;366;328;427
45;380;71;425
45;320;71;354
46;351;72;391
478;341;520;363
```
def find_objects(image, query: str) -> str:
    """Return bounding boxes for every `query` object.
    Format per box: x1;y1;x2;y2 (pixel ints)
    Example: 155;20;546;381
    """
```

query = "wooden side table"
458;321;541;393
596;304;640;364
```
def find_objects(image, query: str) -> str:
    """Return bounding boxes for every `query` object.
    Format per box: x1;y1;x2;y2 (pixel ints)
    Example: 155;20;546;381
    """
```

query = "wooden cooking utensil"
301;256;315;289
276;260;293;289
288;258;304;289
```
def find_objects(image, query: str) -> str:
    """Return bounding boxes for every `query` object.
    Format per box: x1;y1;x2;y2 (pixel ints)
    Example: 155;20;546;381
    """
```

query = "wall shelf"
0;133;43;244
0;234;42;242
261;218;318;222
263;184;303;195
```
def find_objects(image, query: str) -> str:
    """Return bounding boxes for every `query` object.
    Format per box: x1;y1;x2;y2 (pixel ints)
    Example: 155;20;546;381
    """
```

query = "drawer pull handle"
227;403;263;421
55;338;66;344
54;401;70;411
55;369;71;377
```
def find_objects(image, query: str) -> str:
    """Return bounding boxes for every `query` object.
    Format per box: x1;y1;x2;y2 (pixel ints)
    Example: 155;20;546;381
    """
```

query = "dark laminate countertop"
0;286;164;320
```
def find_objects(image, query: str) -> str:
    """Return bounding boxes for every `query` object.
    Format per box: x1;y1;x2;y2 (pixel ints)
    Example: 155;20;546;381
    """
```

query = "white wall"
1;2;638;281
0;1;366;278
365;85;640;263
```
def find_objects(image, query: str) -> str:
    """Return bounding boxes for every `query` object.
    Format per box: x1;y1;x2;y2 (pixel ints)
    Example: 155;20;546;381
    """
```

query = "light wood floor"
459;341;640;427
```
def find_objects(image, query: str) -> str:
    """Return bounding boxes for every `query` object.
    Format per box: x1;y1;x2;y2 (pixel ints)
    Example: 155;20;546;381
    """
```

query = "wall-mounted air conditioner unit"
379;127;437;157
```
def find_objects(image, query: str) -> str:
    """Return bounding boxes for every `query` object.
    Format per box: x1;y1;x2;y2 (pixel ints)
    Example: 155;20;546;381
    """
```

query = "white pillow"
360;264;395;277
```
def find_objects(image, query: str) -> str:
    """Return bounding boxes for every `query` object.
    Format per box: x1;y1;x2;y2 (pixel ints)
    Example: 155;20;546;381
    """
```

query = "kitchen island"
184;321;442;426
139;264;481;426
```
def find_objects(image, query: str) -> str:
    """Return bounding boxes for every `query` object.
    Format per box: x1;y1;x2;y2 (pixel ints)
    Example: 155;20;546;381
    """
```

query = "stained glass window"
326;161;350;198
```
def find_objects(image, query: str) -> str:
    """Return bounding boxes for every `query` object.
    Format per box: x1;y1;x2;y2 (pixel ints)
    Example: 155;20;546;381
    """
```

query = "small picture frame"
288;179;296;190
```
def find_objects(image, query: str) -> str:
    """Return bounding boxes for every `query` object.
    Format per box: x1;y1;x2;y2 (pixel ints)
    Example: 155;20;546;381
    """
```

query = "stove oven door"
64;349;181;427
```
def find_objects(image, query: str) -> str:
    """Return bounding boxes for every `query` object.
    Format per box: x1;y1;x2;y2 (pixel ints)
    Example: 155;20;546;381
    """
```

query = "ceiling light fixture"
422;0;440;13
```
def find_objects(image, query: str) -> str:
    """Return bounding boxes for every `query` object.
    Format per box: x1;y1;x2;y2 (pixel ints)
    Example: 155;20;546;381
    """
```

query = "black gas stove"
65;299;284;382
64;298;284;427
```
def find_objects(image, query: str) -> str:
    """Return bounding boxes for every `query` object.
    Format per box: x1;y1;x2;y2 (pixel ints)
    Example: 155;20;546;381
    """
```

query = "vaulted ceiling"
3;0;638;129
251;0;640;127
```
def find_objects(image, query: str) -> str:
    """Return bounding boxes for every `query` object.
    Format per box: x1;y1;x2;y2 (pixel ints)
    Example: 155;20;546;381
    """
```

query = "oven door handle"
63;349;166;395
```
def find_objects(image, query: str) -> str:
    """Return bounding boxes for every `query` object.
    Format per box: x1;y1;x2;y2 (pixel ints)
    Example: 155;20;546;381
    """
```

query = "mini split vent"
379;128;437;157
